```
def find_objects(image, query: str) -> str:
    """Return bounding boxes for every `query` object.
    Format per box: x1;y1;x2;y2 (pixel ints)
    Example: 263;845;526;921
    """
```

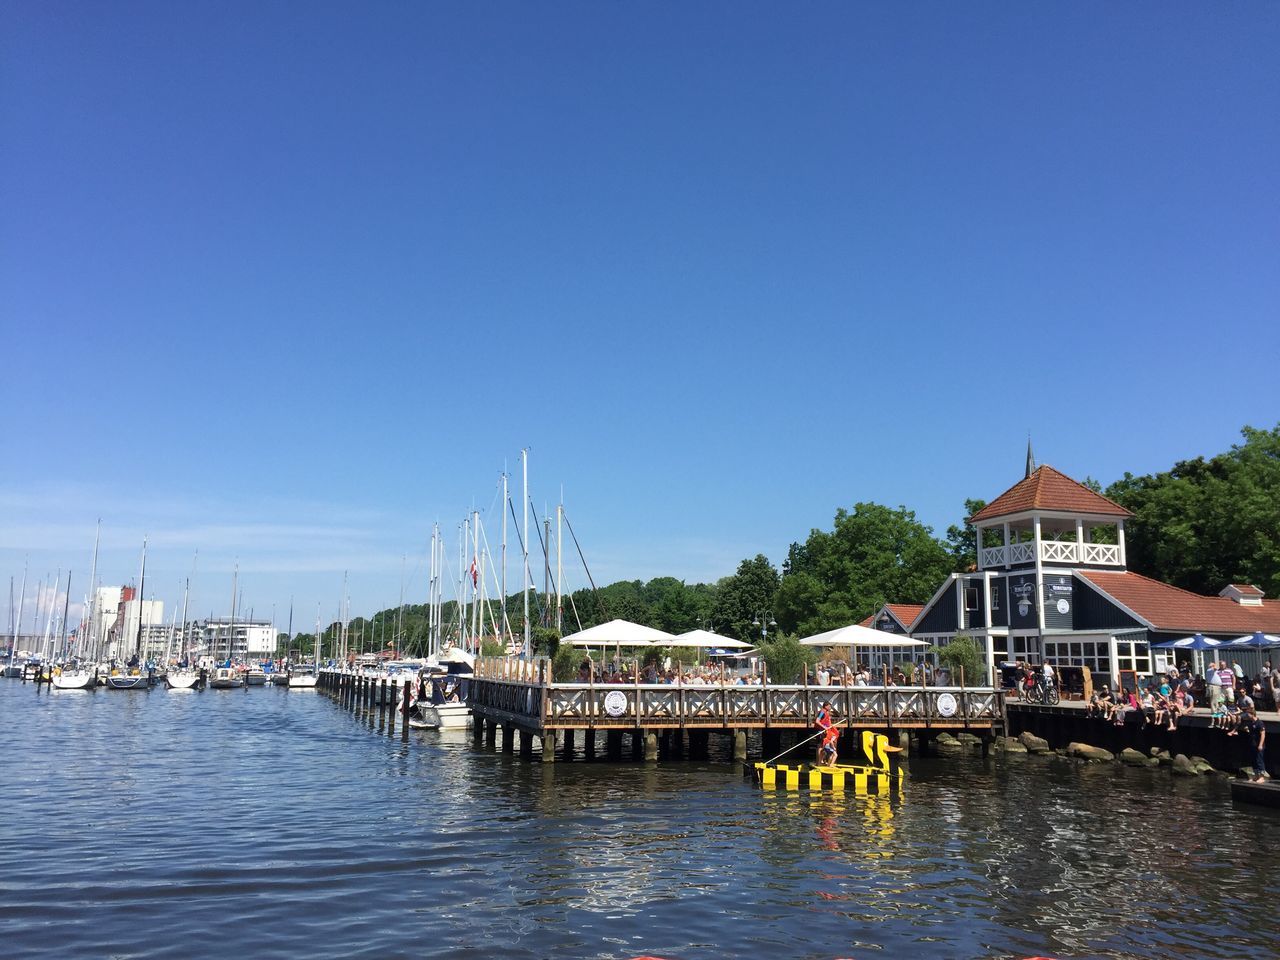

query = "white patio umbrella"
671;629;753;649
797;623;929;648
561;619;676;648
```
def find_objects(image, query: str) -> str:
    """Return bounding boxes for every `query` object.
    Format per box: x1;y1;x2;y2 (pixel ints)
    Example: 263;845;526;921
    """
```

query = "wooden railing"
470;660;1003;731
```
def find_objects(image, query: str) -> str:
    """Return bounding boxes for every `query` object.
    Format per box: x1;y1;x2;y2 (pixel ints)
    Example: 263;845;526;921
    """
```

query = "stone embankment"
964;731;1242;779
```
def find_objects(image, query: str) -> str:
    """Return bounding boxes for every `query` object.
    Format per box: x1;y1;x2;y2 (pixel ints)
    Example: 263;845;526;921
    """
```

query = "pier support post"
733;730;747;762
762;730;781;760
541;732;557;763
606;730;623;761
519;730;533;759
485;720;497;749
644;732;658;762
502;725;514;754
689;730;708;759
379;679;387;719
898;731;911;757
561;729;574;760
584;730;595;759
473;717;484;747
400;681;411;742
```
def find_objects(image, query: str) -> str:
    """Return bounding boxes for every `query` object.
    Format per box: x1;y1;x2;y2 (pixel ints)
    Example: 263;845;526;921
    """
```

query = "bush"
552;645;587;682
532;626;561;658
479;640;507;658
931;634;987;685
758;634;818;684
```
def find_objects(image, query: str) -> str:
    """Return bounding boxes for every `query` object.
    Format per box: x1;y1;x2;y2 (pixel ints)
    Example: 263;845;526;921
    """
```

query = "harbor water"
1;680;1275;960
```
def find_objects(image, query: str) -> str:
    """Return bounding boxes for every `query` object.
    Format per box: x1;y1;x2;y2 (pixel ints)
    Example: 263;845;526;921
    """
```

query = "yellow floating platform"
751;731;904;792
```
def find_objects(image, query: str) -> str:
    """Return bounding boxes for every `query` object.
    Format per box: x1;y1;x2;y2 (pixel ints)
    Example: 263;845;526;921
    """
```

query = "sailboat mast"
227;561;238;662
285;598;292;660
521;447;529;657
501;471;508;645
57;570;72;661
11;567;26;668
134;538;147;659
85;520;100;660
179;577;190;662
556;500;563;634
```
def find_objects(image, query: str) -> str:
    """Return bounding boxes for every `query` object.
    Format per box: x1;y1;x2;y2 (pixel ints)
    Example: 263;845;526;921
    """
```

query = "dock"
467;657;1007;762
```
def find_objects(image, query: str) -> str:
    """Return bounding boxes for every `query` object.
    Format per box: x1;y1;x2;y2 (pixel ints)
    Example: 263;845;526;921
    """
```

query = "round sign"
603;690;628;718
936;692;958;718
1056;599;1070;615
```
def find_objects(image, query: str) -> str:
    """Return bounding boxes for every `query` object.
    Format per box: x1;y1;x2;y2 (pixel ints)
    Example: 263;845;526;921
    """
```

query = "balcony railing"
979;540;1121;569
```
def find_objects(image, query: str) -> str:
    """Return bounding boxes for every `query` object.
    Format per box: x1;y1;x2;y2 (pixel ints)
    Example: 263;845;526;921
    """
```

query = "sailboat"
209;565;245;689
51;568;95;690
166;573;199;690
106;538;154;690
4;569;26;678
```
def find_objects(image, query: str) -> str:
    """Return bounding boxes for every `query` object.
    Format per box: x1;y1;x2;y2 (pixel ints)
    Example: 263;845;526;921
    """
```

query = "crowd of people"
1079;659;1274;783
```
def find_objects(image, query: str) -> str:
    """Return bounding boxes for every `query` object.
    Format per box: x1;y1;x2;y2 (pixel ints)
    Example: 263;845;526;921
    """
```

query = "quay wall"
1006;703;1274;778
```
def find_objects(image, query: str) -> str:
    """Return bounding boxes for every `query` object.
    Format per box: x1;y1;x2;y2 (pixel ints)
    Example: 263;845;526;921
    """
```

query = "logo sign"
603;690;628;718
1056;599;1070;615
936;692;958;718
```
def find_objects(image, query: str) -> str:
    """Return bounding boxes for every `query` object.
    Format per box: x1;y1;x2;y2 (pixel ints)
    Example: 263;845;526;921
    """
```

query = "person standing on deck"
816;701;838;766
1247;708;1267;782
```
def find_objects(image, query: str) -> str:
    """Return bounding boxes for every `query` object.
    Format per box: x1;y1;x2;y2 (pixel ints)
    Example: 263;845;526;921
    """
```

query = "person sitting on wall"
1247;708;1268;782
1096;685;1116;721
1112;690;1135;726
1152;688;1173;730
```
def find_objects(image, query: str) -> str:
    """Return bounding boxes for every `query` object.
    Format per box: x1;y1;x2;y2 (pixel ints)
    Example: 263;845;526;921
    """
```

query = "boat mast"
61;571;73;660
501;470;508;646
521;447;529;657
284;598;292;661
556;496;564;634
227;561;238;663
85;521;100;661
179;576;190;664
11;566;26;668
134;538;147;661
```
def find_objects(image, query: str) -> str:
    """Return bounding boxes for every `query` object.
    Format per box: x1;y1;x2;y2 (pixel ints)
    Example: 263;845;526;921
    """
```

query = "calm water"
1;681;1275;960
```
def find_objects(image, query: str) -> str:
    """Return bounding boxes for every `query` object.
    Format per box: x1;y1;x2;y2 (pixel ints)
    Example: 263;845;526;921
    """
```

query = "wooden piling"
502;724;514;754
519;730;533;759
541;732;557;763
733;729;747;762
644;732;658;762
400;679;411;741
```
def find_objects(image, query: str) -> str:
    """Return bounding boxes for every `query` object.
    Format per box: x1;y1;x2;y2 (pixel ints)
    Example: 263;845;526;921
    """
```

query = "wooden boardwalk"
470;657;1007;756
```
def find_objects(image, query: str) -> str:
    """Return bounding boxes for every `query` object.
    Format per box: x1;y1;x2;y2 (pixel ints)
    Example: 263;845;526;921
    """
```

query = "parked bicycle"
1023;678;1060;705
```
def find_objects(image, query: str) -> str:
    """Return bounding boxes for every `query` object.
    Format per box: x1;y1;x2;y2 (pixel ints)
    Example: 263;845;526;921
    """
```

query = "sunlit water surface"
1;681;1275;959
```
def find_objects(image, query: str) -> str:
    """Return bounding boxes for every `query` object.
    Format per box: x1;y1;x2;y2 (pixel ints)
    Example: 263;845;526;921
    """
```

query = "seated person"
1140;688;1157;726
1223;695;1242;735
1095;685;1116;721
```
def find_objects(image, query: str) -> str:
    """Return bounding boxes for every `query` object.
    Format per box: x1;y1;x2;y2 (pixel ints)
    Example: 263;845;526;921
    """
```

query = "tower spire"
1025;436;1036;478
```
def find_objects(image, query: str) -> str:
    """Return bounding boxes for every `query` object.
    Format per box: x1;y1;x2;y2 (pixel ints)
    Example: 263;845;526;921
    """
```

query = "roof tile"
1078;570;1280;634
970;465;1132;523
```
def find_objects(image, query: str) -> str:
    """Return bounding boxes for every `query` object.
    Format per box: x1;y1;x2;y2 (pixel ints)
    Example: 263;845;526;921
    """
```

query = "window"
965;588;980;611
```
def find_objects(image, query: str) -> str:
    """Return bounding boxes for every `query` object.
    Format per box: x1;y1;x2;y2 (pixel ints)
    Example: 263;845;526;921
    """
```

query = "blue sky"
3;3;1277;630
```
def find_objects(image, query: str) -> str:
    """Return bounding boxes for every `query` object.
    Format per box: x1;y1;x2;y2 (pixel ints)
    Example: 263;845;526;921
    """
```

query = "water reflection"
3;682;1279;960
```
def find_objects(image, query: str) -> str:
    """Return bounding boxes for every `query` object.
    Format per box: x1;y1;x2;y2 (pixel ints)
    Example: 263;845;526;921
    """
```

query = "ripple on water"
2;682;1278;959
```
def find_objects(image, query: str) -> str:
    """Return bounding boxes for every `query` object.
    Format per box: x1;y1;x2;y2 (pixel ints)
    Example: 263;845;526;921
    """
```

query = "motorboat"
244;667;267;686
286;666;318;689
208;666;244;689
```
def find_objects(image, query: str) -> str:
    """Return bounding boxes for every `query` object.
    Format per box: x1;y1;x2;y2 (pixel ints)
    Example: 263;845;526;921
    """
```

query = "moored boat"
208;666;244;689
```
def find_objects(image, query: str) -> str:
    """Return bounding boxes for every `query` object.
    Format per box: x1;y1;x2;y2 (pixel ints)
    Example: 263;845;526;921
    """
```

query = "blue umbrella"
1229;631;1280;648
1151;634;1222;650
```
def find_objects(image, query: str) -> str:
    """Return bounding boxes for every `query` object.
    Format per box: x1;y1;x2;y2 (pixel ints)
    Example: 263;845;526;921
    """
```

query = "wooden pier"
468;657;1007;762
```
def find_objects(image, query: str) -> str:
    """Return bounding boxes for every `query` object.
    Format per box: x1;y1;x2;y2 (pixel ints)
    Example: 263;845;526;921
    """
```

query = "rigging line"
566;588;584;634
527;498;555;625
477;521;510;640
561;509;607;622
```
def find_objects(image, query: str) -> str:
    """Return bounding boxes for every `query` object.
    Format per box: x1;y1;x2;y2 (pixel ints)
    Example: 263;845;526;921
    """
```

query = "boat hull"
287;673;318;689
412;703;471;729
166;671;199;690
105;674;152;690
51;671;97;690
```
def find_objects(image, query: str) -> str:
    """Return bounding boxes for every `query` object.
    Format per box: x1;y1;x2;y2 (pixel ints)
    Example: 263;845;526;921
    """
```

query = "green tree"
1106;424;1280;597
944;498;988;572
775;502;953;637
710;555;781;642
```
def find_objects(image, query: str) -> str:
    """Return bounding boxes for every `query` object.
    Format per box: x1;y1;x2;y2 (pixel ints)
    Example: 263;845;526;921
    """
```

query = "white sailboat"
51;568;95;690
106;539;154;690
4;568;26;678
167;573;198;690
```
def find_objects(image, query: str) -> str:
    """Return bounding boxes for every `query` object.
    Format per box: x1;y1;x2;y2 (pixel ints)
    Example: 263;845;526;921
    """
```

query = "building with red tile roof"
906;461;1276;688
